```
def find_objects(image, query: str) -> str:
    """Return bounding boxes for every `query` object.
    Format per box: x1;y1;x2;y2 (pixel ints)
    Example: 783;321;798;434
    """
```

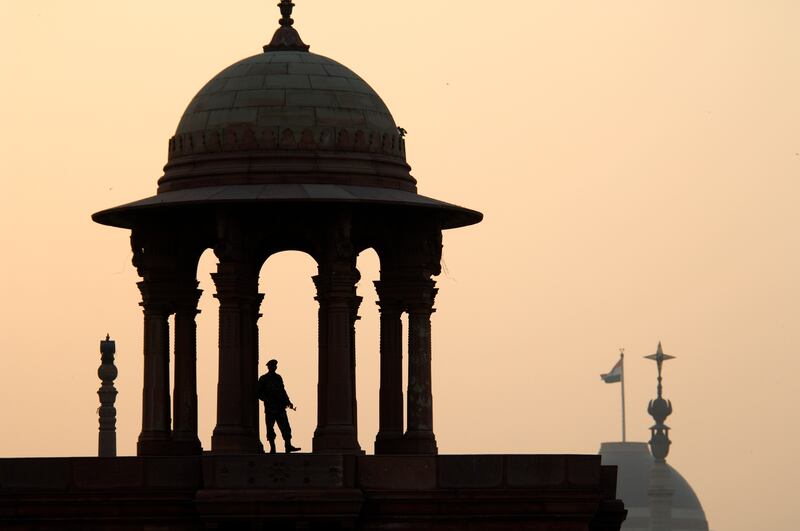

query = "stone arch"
123;207;445;456
195;247;220;450
257;250;320;450
354;247;381;452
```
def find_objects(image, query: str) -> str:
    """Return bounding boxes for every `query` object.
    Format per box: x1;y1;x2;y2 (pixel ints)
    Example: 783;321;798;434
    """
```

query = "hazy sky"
2;2;799;530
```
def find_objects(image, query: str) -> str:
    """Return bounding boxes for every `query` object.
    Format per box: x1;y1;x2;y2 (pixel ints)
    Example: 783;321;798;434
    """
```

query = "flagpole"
620;349;626;442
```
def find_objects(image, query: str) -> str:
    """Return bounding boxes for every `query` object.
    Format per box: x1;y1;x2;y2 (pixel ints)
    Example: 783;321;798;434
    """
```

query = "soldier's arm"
275;375;291;406
256;375;266;400
278;375;293;407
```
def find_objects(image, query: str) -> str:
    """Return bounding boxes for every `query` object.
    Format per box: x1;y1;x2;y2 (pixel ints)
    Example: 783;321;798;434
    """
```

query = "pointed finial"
646;341;674;462
645;340;675;365
278;0;296;27
264;1;310;52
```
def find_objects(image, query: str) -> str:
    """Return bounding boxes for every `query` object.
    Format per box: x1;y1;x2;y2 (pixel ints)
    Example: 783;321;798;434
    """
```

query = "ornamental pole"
98;334;118;457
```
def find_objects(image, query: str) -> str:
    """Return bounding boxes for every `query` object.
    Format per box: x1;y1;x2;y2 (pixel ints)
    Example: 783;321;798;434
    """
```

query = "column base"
211;427;264;454
137;434;173;457
399;431;438;455
169;437;203;455
374;431;406;455
313;426;364;455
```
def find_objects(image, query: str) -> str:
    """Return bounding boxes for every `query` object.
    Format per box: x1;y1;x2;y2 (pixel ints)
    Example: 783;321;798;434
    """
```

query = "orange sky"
2;2;799;530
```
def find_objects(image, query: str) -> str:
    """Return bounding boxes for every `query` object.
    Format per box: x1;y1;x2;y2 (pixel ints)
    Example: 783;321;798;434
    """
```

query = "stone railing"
168;126;406;161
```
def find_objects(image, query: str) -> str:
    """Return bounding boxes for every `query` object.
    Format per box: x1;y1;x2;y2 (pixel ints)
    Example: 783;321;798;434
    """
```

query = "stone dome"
599;442;709;531
159;50;415;194
176;52;396;138
92;4;482;231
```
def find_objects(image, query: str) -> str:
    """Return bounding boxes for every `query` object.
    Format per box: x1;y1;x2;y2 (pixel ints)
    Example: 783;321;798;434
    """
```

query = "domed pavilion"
93;1;481;457
0;3;628;529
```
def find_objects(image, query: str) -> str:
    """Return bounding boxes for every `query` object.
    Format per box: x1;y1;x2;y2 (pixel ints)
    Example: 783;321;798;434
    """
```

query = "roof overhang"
92;184;483;230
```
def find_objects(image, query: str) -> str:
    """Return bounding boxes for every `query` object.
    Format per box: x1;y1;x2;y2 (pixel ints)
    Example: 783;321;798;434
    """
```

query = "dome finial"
278;0;296;27
264;1;310;52
645;342;675;463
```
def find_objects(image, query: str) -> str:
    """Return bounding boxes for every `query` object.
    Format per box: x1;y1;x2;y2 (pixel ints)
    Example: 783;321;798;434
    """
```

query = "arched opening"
355;248;380;453
188;245;392;454
258;251;319;451
195;247;219;450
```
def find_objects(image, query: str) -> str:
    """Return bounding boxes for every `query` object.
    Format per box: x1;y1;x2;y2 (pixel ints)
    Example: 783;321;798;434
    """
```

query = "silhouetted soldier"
257;359;301;454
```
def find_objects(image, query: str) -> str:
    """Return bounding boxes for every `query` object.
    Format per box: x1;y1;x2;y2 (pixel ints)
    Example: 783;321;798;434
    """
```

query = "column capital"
375;300;403;316
137;280;173;315
130;226;207;280
373;280;403;309
376;278;438;315
404;280;438;312
375;221;443;278
137;279;203;316
211;268;260;305
312;269;360;305
173;282;203;314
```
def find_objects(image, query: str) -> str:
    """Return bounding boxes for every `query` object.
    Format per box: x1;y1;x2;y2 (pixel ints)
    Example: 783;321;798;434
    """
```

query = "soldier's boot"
268;440;277;454
285;439;301;453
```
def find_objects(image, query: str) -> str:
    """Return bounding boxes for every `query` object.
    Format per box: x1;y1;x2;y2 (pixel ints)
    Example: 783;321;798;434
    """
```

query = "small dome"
600;442;709;531
160;51;414;194
176;52;395;137
92;3;483;231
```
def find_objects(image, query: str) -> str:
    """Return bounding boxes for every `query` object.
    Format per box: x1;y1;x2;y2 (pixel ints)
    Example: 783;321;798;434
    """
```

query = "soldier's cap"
266;359;278;367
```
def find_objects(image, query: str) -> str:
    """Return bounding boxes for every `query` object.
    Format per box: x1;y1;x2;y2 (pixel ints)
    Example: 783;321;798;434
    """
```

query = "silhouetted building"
600;344;709;531
0;2;626;529
92;0;482;458
600;443;708;531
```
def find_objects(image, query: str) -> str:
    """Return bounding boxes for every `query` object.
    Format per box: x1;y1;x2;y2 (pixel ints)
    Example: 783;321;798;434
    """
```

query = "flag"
601;358;623;383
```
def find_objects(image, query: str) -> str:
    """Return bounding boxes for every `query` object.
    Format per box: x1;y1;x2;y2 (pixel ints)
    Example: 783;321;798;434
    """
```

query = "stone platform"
0;454;625;530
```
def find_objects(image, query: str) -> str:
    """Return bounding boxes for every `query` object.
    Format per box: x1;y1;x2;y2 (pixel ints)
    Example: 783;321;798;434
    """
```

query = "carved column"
312;266;362;453
350;294;363;442
315;277;329;442
374;281;404;454
312;216;363;453
403;279;438;454
137;280;173;456
211;261;264;454
247;292;266;451
171;283;203;454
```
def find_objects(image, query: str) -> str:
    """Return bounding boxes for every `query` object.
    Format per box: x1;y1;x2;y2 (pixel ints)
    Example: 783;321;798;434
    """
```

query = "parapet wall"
0;454;625;530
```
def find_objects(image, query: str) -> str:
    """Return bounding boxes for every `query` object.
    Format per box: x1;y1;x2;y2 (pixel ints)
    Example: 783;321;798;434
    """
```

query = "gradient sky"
2;2;799;530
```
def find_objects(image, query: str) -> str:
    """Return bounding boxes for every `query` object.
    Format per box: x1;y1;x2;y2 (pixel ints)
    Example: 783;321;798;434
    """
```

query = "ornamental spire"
264;0;310;52
645;341;675;463
98;334;118;458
